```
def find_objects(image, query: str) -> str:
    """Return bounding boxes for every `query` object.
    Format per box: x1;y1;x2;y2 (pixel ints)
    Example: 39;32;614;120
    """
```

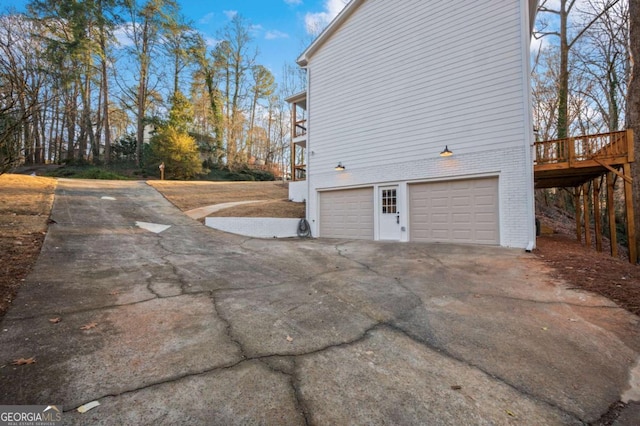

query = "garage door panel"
452;230;472;239
410;178;499;245
452;213;471;223
452;197;470;207
320;188;373;239
431;198;449;208
476;213;496;223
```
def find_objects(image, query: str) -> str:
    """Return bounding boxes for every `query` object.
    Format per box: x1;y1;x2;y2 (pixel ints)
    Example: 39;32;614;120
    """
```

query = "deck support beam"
593;178;602;252
623;163;637;264
574;187;582;243
583;183;591;248
607;172;618;258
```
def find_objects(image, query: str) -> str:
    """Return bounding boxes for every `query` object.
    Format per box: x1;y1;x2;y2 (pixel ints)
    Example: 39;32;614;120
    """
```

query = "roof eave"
284;90;307;104
296;0;540;65
296;0;364;67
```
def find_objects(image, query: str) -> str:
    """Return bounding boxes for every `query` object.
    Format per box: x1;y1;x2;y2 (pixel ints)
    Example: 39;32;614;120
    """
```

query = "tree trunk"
102;59;111;164
629;0;640;263
558;0;570;139
80;68;97;162
136;20;150;167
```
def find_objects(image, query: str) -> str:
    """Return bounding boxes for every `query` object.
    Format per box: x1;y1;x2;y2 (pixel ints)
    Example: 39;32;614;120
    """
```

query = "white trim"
521;0;537;249
404;171;501;186
297;0;365;66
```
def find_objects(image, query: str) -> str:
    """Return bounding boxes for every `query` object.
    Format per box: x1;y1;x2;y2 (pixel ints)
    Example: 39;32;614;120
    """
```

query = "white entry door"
379;185;401;240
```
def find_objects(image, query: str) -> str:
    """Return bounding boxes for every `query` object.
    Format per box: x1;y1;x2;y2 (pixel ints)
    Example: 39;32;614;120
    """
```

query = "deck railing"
534;129;632;166
294;119;307;138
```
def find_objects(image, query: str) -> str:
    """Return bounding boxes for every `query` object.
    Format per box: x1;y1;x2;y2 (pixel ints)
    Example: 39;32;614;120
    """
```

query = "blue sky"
1;0;349;81
183;0;346;77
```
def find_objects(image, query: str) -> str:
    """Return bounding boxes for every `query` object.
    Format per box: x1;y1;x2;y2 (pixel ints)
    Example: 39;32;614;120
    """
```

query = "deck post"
593;179;602;252
623;163;637;264
607;172;618;258
290;102;296;181
568;137;576;166
628;128;635;163
583;183;591;248
574;187;582;243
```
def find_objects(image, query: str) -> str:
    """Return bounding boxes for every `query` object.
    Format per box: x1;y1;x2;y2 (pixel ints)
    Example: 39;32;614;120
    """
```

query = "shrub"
149;126;203;180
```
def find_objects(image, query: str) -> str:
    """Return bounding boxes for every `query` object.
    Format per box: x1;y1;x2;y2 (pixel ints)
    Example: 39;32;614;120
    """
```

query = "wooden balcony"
533;129;636;264
295;120;307;138
534;129;634;189
293;164;306;180
286;91;307;181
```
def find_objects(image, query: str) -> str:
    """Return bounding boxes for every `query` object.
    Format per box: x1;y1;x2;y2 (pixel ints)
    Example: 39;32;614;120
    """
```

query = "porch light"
335;162;345;171
440;146;453;157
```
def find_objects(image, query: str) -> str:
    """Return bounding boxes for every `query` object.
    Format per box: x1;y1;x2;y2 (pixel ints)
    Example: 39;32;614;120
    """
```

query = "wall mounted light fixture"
335;162;345;171
440;146;453;157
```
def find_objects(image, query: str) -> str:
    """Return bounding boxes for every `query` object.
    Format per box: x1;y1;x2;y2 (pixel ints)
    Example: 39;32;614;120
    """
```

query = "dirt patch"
535;202;639;317
147;180;290;211
0;174;56;319
535;235;640;316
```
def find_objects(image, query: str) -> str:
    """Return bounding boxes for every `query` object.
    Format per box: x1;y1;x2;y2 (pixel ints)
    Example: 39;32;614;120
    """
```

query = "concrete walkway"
1;179;639;425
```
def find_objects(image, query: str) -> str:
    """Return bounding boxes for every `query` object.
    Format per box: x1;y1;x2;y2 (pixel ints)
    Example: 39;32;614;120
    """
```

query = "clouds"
198;12;215;25
284;0;303;5
304;0;348;35
223;10;237;20
265;30;289;40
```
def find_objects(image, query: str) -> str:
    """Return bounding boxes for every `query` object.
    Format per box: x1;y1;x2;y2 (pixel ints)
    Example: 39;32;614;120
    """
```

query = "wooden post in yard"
583;183;591;248
593;178;602;252
623;163;637;264
574;187;582;243
607;172;618;258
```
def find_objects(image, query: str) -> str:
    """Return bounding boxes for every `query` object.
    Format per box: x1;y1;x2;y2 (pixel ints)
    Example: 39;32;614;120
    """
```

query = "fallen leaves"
12;357;36;365
49;317;61;324
80;322;98;330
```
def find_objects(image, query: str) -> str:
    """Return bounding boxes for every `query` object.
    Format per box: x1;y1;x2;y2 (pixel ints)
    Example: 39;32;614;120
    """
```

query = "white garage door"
409;178;499;245
319;188;374;239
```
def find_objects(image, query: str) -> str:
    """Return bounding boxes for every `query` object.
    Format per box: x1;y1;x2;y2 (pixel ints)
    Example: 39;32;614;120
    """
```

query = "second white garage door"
319;188;374;239
409;178;499;245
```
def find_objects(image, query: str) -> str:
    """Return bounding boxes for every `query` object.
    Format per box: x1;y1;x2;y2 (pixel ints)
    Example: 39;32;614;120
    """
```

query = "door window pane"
381;189;396;214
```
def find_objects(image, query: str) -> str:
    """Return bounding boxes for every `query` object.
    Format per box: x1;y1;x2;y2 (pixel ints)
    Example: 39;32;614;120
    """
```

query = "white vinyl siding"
319;188;374;239
409;178;499;245
307;0;527;173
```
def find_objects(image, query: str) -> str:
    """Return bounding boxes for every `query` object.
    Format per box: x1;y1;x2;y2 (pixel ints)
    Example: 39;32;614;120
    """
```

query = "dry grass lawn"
0;174;56;318
211;199;305;218
148;180;292;211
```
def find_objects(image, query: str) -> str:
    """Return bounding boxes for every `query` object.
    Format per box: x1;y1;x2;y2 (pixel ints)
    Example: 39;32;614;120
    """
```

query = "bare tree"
247;65;275;160
629;0;640;261
536;0;621;138
124;0;178;166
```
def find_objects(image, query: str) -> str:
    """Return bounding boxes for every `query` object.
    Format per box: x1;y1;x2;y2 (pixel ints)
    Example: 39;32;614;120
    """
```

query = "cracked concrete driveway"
1;179;639;425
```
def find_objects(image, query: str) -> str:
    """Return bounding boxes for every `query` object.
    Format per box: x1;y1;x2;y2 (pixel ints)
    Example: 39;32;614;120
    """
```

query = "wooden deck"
534;130;634;189
533;129;636;264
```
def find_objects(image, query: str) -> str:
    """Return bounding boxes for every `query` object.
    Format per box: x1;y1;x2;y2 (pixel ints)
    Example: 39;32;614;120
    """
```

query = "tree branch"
568;0;621;48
